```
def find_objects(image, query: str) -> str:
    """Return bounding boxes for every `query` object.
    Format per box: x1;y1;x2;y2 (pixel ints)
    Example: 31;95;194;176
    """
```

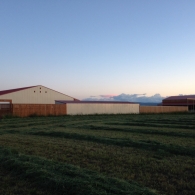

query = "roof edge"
0;86;37;96
55;100;138;104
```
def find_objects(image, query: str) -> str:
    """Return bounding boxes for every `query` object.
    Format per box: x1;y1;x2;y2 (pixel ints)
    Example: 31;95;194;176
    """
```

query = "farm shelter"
162;95;195;111
0;85;77;104
55;101;139;115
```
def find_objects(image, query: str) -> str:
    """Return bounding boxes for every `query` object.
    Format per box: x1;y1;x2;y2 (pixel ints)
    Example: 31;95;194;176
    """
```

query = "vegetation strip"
0;147;155;195
105;122;195;130
27;131;195;157
80;125;195;138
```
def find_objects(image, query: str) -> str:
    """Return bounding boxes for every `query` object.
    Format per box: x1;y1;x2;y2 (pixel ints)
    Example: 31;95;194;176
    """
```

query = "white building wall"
0;85;74;104
67;103;139;115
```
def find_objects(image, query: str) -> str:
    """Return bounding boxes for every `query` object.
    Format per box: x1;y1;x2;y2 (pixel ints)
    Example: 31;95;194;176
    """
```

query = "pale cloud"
83;93;165;103
100;95;116;98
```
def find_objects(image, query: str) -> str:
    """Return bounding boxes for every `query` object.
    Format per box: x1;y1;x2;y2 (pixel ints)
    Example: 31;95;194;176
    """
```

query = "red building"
162;95;195;111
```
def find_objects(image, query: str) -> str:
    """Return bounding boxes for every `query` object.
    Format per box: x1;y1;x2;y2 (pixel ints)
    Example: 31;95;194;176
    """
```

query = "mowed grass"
0;113;195;195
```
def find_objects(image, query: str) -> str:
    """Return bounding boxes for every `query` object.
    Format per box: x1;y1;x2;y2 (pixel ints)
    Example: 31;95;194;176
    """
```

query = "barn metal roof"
163;95;195;101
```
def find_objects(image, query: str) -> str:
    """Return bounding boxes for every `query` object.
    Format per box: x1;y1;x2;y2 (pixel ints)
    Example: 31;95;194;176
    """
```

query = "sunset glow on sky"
1;1;195;100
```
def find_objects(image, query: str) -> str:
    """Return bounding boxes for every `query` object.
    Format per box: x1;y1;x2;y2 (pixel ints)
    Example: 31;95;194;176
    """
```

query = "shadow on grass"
27;131;195;157
0;146;156;195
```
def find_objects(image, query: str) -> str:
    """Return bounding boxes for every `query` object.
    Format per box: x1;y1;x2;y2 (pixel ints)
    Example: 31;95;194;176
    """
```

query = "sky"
1;0;195;101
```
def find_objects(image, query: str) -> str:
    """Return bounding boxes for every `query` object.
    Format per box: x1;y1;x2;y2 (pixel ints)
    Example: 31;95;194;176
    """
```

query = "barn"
0;85;139;116
0;85;76;104
162;95;195;111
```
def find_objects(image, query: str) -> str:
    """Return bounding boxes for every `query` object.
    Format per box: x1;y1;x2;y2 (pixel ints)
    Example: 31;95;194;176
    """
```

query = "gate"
0;104;13;117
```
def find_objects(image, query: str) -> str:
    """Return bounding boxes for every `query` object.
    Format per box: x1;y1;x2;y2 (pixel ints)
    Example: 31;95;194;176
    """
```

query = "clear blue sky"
1;0;195;99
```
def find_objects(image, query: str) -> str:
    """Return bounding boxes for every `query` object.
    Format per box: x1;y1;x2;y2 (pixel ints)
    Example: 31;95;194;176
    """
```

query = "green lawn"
0;113;195;195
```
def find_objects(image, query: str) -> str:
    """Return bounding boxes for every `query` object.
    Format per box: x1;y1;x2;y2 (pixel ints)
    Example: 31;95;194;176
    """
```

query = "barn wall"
140;106;188;113
13;104;67;117
0;86;74;104
66;103;139;115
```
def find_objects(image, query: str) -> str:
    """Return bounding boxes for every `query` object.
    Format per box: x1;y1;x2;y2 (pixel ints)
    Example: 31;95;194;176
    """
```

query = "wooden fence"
140;106;188;113
1;104;189;117
0;104;13;117
12;104;67;117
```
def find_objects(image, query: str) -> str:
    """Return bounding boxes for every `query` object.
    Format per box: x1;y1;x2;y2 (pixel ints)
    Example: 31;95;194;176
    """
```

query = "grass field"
0;113;195;195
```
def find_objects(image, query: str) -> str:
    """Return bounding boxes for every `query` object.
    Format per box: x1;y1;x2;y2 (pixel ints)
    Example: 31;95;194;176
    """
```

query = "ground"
0;113;194;195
